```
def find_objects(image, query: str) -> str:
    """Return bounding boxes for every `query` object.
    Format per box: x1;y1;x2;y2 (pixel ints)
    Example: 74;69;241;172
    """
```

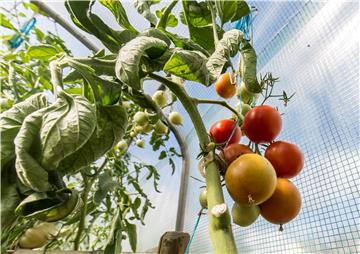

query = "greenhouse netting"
0;0;359;253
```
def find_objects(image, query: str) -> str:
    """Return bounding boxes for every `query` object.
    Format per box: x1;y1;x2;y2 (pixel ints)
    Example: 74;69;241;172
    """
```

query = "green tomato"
152;91;168;108
134;125;144;133
142;123;153;134
154;120;168;135
116;140;128;151
130;131;136;138
133;112;148;127
199;189;208;209
169;111;183;126
122;101;131;109
241;103;252;116
231;202;260;227
237;82;255;104
19;222;58;249
135;139;145;148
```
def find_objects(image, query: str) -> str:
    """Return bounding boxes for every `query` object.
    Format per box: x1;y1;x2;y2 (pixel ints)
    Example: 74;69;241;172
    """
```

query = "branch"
193;98;243;120
207;0;219;44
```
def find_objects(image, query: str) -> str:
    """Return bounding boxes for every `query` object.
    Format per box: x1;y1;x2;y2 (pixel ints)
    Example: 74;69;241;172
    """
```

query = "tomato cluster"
204;82;304;230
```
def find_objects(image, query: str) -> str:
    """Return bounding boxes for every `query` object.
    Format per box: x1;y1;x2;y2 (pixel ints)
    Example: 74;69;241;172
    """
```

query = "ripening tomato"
221;143;253;164
209;119;241;146
242;105;282;143
214;73;237;99
225;154;277;205
260;178;301;228
265;141;304;178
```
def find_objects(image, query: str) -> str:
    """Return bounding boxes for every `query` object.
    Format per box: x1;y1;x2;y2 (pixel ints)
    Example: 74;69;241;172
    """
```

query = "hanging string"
184;209;205;254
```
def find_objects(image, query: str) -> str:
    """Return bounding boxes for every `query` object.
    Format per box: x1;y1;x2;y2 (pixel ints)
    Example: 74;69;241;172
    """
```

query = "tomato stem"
148;72;238;254
193;98;244;120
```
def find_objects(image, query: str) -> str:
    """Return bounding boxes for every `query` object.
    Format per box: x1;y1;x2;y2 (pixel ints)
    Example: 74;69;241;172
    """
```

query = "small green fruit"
122;101;131;109
130;131;136;138
134;125;144;134
154;120;168;135
133;112;148;126
231;202;260;227
169;111;183;125
152;91;168;108
199;189;208;209
117;140;128;151
135;139;145;148
241;103;252;116
237;82;255;104
142;124;153;134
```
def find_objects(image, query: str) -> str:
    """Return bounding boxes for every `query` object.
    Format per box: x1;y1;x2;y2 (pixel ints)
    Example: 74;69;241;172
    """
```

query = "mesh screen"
182;1;360;253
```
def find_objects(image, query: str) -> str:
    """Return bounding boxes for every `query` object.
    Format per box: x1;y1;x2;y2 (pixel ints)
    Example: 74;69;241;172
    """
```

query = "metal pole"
30;1;101;52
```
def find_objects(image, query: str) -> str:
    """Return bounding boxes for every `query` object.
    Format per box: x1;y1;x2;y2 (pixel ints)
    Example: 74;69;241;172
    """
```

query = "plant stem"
207;0;219;44
73;172;92;250
193;98;243;120
156;0;179;29
49;61;63;98
8;63;19;102
148;73;237;254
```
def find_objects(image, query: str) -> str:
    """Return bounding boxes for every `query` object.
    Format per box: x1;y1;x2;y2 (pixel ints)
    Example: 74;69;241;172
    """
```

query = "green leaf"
38;92;96;171
59;104;128;174
181;1;215;53
99;0;138;33
238;41;262;93
158;150;167;160
0;13;16;31
65;0;121;52
207;29;244;81
134;0;159;25
0;94;48;171
165;31;210;56
27;45;58;60
115;36;168;90
94;172;117;204
126;222;137;252
164;49;210;85
215;0;250;25
140;28;171;59
156;9;178;27
104;206;123;254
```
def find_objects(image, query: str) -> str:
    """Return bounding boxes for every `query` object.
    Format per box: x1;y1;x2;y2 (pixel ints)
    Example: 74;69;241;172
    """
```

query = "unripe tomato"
154;120;168;135
265;141;304;178
214;73;237;99
225;154;277;205
199;189;207;209
133;112;148;127
169;111;183;125
209;119;241;146
116;140;128;152
122;101;131;109
142;123;153;134
130;131;136;138
241;103;252;116
221;143;253;164
236;82;255;104
19;222;58;249
152;90;168;108
260;178;301;228
134;125;144;134
232;202;260;227
135;139;145;148
243;105;282;143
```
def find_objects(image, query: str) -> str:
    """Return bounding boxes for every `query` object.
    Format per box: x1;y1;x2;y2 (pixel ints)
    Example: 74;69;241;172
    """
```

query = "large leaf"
181;1;215;53
39;92;96;171
0;94;48;171
238;41;262;93
15;189;80;222
207;29;244;81
65;0;121;52
27;45;58;60
163;49;210;85
165;31;210;56
99;0;138;33
140;28;171;59
133;0;159;26
215;0;250;26
115;36;168;90
59;104;128;174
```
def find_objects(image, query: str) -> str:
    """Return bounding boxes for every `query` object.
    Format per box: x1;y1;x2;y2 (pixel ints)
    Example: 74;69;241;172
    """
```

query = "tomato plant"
210;119;242;146
265;141;304;178
243;105;282;143
0;0;303;253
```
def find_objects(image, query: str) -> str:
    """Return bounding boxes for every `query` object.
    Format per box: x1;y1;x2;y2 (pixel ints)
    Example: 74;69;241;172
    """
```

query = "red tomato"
242;105;282;143
221;144;253;164
209;119;241;146
265;141;304;178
